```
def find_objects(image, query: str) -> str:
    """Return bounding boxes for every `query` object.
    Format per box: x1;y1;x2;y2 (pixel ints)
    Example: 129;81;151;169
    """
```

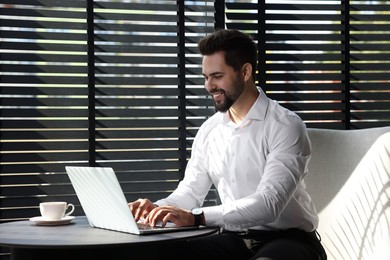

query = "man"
129;29;327;260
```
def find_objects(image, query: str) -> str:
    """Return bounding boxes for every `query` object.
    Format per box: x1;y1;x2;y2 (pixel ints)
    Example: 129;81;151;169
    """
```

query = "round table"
0;216;218;260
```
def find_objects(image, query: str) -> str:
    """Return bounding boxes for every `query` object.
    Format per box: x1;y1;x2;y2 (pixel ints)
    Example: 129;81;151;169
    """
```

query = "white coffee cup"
39;202;75;220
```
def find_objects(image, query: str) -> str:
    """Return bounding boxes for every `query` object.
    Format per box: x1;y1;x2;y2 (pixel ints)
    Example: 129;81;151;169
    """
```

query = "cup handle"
65;203;75;217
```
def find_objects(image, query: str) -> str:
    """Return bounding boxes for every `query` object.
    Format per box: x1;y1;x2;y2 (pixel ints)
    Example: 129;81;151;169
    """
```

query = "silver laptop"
65;166;199;235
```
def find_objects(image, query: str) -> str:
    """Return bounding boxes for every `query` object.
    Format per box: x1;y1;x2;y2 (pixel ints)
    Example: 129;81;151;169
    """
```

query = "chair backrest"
305;127;390;260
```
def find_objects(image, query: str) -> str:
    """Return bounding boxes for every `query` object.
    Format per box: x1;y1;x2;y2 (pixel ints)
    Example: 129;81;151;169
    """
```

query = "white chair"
305;127;390;260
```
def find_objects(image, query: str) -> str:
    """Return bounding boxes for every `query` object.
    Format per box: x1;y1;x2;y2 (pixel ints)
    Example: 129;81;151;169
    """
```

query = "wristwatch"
191;208;204;226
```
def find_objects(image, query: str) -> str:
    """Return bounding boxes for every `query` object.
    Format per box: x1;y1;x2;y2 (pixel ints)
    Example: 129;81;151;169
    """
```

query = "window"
223;0;390;129
0;0;216;223
1;1;389;256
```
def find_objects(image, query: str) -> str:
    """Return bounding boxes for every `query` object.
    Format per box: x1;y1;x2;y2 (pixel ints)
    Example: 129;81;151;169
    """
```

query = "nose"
205;78;215;93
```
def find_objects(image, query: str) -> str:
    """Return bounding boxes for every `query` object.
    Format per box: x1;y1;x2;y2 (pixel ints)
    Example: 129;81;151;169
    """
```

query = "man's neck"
228;85;259;124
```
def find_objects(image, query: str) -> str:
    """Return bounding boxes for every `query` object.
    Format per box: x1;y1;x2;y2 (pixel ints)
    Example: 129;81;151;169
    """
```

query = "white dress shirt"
155;89;319;232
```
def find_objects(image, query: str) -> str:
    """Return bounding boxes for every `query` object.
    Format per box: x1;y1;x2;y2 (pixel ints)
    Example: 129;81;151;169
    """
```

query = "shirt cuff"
203;204;250;231
202;205;224;227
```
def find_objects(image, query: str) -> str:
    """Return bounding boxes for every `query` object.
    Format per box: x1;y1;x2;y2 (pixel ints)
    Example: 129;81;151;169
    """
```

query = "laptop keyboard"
137;222;163;230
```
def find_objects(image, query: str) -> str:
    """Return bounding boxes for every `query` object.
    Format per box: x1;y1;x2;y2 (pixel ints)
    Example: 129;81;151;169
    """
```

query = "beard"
213;75;245;112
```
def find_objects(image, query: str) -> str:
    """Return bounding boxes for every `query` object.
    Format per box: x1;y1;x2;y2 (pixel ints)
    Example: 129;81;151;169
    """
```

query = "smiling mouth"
211;91;224;102
210;89;224;96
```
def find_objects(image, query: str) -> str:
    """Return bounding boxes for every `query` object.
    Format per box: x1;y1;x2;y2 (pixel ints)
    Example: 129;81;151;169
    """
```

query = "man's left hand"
144;205;195;227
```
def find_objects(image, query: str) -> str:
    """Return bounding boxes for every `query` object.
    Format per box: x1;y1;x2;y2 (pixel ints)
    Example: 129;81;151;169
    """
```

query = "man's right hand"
128;198;157;222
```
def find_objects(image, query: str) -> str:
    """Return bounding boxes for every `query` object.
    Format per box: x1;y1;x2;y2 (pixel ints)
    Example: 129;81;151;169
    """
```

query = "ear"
241;63;253;82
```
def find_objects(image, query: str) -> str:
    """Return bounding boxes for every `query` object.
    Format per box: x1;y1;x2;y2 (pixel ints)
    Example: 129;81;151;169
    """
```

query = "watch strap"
193;213;202;226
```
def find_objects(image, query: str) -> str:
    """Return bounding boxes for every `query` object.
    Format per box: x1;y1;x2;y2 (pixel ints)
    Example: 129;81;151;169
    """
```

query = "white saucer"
29;216;75;226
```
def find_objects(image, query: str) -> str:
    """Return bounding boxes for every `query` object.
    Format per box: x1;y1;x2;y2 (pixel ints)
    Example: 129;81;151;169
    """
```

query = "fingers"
146;208;177;227
135;199;147;221
128;201;139;215
129;203;194;227
128;198;156;222
145;206;192;227
128;200;141;221
162;212;177;227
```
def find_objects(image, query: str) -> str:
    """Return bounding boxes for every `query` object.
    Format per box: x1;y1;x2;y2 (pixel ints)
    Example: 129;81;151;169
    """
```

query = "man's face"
202;51;245;112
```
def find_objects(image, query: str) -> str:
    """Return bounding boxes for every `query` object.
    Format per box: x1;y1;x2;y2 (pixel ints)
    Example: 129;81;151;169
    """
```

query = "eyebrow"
202;71;224;78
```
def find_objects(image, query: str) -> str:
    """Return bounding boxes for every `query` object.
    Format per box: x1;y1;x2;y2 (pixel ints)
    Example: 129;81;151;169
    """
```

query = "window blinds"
224;0;390;129
89;0;216;204
348;1;390;128
1;0;389;225
0;0;215;224
1;0;389;257
1;0;89;222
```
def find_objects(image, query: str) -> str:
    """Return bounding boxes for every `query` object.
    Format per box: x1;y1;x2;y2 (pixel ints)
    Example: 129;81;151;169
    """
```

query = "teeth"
212;92;222;97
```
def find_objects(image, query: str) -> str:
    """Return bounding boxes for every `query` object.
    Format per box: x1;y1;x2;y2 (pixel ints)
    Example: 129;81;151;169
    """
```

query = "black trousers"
178;228;327;260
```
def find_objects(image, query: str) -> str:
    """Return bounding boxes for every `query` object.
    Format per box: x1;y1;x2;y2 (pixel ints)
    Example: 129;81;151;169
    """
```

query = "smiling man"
129;29;327;260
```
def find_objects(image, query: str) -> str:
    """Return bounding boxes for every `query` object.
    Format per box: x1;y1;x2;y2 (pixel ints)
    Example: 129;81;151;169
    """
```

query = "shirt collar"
246;88;268;121
220;88;269;125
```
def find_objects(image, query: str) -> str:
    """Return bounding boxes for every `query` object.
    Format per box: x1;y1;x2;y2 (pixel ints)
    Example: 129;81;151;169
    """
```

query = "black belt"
222;228;319;242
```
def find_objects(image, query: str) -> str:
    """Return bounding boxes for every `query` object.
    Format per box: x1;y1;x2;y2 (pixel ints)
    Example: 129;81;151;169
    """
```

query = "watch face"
192;208;203;215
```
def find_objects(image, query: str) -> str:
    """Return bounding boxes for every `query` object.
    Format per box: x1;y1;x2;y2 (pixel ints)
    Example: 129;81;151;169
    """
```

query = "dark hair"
198;29;257;81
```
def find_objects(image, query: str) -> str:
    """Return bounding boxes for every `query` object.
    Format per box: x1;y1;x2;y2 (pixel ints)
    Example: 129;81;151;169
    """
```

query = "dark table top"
0;216;218;249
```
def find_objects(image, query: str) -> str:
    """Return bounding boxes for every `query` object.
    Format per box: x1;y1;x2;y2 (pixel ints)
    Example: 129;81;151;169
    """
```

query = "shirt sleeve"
154;125;213;210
